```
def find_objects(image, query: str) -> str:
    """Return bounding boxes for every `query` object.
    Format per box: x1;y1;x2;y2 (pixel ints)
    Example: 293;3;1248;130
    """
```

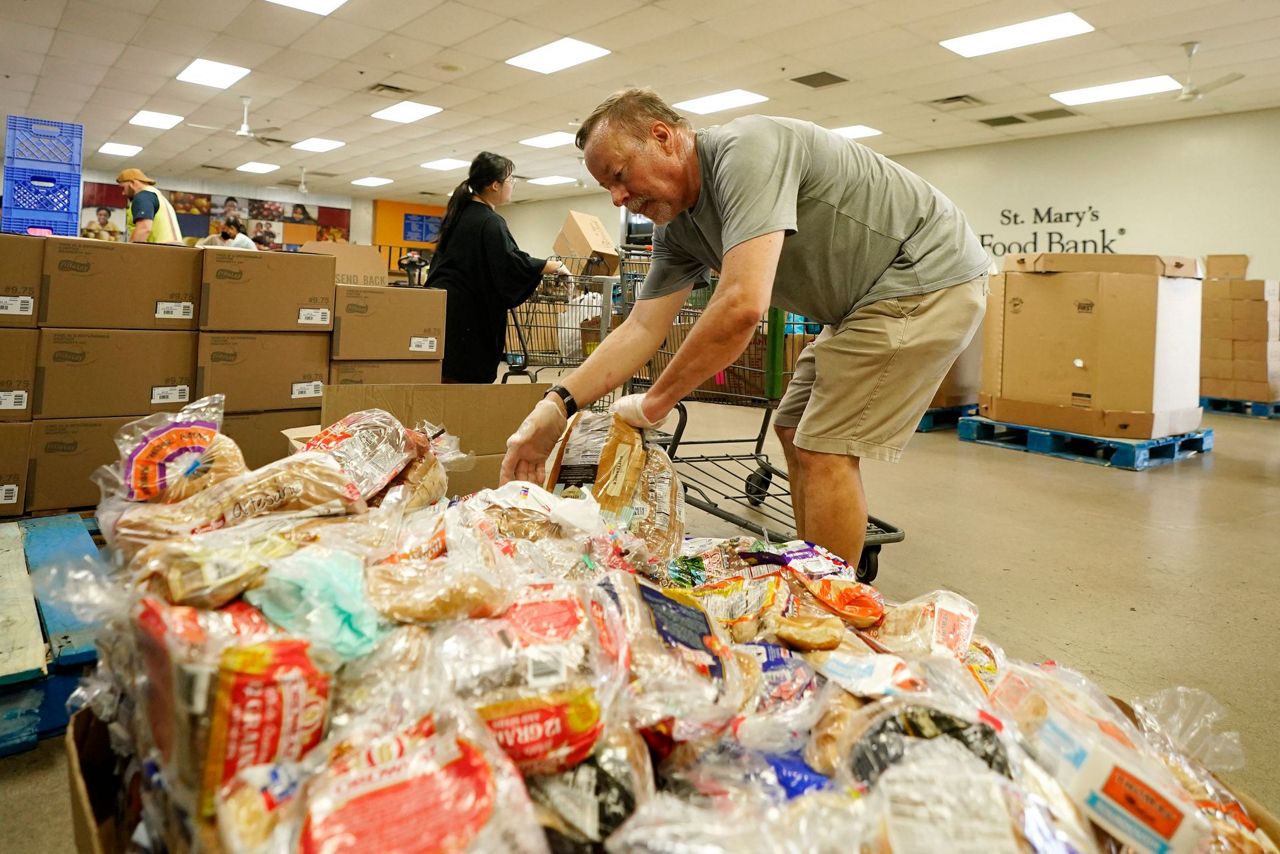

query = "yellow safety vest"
125;186;182;244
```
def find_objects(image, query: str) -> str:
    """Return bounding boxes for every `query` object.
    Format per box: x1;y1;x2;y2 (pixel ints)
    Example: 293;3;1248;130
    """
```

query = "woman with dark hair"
427;151;569;383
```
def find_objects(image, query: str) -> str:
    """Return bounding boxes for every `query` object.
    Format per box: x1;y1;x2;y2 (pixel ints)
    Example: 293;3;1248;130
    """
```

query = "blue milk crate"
4;116;84;174
2;166;81;236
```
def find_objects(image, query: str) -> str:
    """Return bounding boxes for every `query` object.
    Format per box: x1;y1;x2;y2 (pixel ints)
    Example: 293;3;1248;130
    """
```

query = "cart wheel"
856;547;879;584
745;467;772;507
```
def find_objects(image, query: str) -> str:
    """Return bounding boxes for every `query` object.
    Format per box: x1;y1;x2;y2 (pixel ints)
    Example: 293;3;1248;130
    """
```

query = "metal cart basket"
620;246;903;582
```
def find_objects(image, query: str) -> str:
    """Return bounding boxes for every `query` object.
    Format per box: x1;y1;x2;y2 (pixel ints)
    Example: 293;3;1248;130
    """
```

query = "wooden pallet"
0;514;104;757
1200;396;1280;419
917;404;978;433
957;417;1214;471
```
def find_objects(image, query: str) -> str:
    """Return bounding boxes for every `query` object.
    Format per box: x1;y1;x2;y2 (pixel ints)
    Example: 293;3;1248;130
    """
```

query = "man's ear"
651;120;674;152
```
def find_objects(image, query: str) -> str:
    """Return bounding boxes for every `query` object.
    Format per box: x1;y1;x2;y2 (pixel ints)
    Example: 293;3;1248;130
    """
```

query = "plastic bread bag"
624;441;685;563
666;574;793;645
740;542;886;629
366;501;515;623
863;589;978;658
529;724;656;852
435;580;629;775
604;793;791;854
216;761;306;854
989;661;1212;854
1130;687;1275;853
127;514;303;608
328;625;438;740
301;408;416;499
467;480;606;578
731;641;824;753
660;536;764;588
108;451;365;562
244;545;383;661
296;702;550;854
661;737;835;807
371;426;449;512
545;412;646;517
963;633;1007;695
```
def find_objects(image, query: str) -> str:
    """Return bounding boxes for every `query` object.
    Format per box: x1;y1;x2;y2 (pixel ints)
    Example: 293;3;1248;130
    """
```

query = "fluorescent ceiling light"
98;142;142;156
519;131;576;148
940;12;1093;58
263;0;349;15
237;161;280;173
421;157;470;170
129;110;184;129
506;37;610;74
674;89;768;115
291;137;344;152
352;176;393;187
1050;74;1180;106
528;175;575;186
831;124;881;139
176;58;250;89
371;100;442;123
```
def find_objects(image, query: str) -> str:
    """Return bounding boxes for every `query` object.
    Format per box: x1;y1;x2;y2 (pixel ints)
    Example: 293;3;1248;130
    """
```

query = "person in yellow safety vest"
116;168;183;244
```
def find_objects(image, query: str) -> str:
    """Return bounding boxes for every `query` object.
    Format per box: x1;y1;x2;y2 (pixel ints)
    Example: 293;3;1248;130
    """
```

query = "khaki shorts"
774;276;988;462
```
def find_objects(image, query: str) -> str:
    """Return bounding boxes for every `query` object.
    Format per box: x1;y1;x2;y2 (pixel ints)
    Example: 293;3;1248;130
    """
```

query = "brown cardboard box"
930;317;983;408
222;408;321;469
0;329;38;422
26;416;133;511
1201;278;1233;301
1200;378;1235;398
979;268;1201;439
1202;318;1233;340
1230;300;1279;322
1200;359;1234;380
321;382;549;456
1201;299;1232;321
1231;360;1280;383
200;249;336;331
329;360;442;385
0;421;30;516
196;333;330;413
1204;255;1248;279
552;210;619;275
1003;252;1202;279
40;238;201;329
300;241;388;288
33;329;197;419
1228;279;1279;301
1231;317;1279;341
0;233;43;328
448;453;504;497
1234;340;1280;362
1235;380;1280;402
331;285;445;360
1201;338;1232;360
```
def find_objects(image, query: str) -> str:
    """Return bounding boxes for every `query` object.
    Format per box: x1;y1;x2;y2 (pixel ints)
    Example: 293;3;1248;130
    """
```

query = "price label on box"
0;390;28;410
298;308;331;325
151;385;190;405
291;381;323;399
0;296;33;316
409;336;438;353
155;301;194;319
0;484;16;505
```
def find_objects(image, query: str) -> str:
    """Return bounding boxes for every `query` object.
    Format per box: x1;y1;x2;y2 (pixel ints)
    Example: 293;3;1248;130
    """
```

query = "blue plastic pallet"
4;115;84;174
957;416;1214;471
0;515;104;757
1200;396;1280;419
917;404;978;433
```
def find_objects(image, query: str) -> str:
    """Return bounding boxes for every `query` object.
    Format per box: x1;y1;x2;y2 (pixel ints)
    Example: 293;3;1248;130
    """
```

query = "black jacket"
426;201;545;383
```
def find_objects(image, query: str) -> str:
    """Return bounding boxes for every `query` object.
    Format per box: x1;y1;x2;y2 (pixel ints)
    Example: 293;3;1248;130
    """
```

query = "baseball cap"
115;168;156;184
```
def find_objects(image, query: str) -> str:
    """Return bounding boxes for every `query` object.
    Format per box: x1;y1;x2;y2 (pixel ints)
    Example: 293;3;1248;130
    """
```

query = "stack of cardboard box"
1199;255;1280;404
315;242;447;389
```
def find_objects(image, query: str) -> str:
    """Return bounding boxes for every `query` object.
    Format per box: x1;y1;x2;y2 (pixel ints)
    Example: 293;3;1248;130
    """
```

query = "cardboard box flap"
1003;253;1202;279
282;424;322;452
1204;254;1248;279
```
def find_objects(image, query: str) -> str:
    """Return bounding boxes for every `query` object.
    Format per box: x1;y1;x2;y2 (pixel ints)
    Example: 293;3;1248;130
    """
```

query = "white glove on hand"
501;397;568;486
610;393;670;429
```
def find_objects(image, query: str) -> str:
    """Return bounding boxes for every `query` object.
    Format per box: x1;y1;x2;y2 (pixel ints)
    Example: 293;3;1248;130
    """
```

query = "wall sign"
978;205;1127;256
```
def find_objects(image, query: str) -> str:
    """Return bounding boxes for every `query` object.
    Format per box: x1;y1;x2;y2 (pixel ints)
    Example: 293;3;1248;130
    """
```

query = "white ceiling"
3;0;1279;204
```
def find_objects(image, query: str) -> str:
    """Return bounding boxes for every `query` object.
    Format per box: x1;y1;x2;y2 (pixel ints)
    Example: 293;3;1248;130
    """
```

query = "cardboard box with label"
329;360;442;385
300;241;389;288
981;254;1202;439
200;249;336;331
197;332;330;413
0;421;30;516
1204;255;1248;279
553;211;619;275
33;329;197;420
26;416;134;511
0;233;43;328
331;285;445;360
0;328;38;422
40;238;202;330
222;408;321;469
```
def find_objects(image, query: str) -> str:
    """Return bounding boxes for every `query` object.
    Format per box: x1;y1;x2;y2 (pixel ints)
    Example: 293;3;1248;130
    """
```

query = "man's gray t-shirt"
641;116;989;326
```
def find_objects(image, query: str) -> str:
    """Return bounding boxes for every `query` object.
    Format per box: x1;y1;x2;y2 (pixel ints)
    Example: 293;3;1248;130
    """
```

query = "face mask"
221;231;233;240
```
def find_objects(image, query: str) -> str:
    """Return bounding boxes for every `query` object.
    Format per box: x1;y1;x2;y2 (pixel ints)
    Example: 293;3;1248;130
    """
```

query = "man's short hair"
96;206;111;215
224;217;245;232
575;87;689;150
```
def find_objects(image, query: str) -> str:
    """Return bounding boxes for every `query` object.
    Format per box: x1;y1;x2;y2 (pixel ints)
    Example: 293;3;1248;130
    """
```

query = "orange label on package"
1101;766;1185;840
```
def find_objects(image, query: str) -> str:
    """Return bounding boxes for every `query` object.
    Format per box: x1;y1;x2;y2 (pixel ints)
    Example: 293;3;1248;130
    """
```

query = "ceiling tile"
345;34;442;72
220;3;319;47
39;56;112;88
399;2;505;46
47;30;127;67
512;0;642;33
0;21;55;54
4;0;68;28
256;50;339;81
465;19;561;62
58;0;147;42
575;5;698;44
4;50;47;76
292;19;387;61
331;0;444;30
128;17;216;54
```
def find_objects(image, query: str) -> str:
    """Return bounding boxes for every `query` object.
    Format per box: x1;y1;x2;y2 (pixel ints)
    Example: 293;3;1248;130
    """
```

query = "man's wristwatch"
545;384;578;418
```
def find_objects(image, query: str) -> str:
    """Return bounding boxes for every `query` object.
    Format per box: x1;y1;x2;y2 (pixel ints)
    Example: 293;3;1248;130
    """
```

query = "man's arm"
130;219;152;243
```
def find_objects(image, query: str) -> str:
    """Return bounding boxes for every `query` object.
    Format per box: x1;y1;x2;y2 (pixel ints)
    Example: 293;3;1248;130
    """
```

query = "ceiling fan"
187;96;281;145
1176;41;1244;102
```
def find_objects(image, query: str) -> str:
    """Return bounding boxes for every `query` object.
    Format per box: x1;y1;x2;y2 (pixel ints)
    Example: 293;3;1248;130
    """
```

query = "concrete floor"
1;405;1276;851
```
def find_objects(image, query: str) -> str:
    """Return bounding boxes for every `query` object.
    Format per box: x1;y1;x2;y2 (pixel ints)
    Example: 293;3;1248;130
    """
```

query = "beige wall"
894;107;1280;277
501;190;623;259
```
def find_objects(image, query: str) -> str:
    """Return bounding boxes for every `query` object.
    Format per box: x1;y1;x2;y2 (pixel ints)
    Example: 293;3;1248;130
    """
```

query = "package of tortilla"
304;408;416;499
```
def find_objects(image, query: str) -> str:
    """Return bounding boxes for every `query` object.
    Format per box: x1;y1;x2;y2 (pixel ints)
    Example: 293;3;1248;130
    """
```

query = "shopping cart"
503;254;621;411
620;246;903;582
